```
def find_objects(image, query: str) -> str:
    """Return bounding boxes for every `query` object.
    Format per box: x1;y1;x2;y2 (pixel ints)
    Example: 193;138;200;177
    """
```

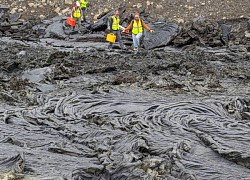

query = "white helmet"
76;1;80;7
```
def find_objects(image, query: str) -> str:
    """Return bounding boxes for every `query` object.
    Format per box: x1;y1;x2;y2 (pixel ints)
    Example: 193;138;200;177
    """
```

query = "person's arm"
141;20;152;31
107;17;113;30
86;0;90;7
80;8;83;18
124;21;133;32
118;17;125;30
119;25;125;30
71;7;75;17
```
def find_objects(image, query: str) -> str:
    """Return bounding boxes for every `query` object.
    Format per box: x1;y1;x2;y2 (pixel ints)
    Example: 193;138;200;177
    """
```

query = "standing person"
107;9;126;50
77;0;89;22
123;12;154;51
71;1;82;31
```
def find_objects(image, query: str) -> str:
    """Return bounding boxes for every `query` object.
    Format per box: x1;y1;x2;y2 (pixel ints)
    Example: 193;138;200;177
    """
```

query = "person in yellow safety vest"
107;9;126;50
76;0;88;22
123;12;154;51
71;1;82;31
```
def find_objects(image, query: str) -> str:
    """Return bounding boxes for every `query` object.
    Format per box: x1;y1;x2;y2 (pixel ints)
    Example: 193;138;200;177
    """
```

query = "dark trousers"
81;7;86;21
109;30;124;49
72;17;81;30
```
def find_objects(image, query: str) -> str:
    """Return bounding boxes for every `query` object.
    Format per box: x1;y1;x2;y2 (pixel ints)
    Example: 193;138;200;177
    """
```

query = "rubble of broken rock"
1;6;250;49
1;5;250;180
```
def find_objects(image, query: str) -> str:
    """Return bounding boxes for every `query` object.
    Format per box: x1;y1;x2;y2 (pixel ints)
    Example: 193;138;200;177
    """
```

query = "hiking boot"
108;44;113;49
133;47;138;51
121;46;127;50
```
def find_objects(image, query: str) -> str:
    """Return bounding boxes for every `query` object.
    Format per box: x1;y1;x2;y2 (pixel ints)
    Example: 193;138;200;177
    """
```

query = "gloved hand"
123;29;129;34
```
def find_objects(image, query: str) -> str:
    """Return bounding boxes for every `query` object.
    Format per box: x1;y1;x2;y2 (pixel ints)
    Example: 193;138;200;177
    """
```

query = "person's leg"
78;18;81;29
108;30;114;49
72;18;77;31
132;33;142;50
116;31;125;49
136;33;143;47
81;7;86;22
132;34;138;49
108;42;113;49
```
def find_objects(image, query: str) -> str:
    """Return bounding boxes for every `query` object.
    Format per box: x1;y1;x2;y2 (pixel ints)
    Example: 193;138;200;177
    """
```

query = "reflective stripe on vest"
79;0;88;8
132;19;143;35
73;8;81;18
111;16;120;31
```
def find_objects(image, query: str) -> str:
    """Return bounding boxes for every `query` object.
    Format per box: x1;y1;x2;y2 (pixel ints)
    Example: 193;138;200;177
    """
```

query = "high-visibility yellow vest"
73;7;81;18
79;0;88;8
111;16;120;31
132;19;143;35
